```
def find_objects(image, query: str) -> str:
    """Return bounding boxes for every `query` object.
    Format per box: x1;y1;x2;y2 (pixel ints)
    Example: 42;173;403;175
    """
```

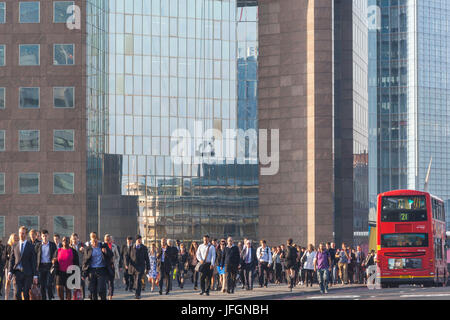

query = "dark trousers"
87;268;107;300
225;264;238;293
243;263;254;289
189;265;199;287
305;269;314;286
133;272;144;297
239;267;246;287
38;263;53;300
124;269;134;289
258;262;270;287
13;271;33;300
199;263;212;293
275;263;282;282
107;273;114;297
159;263;172;294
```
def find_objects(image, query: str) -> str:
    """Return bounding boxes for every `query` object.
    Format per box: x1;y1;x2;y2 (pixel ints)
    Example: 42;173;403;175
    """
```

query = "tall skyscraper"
0;0;260;243
376;0;450;229
258;0;370;246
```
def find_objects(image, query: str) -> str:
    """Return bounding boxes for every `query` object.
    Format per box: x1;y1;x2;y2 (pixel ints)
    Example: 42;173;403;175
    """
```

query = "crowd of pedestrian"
0;226;377;300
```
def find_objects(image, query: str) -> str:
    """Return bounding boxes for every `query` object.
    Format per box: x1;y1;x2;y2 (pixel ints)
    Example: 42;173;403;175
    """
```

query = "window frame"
53;129;75;151
0;44;5;66
53;215;75;237
19;87;40;109
0;2;5;24
19;1;40;24
18;130;40;152
19;44;40;66
0;87;5;109
53;86;75;108
53;172;75;195
18;172;40;195
0;172;4;194
18;215;40;231
53;1;75;23
53;44;75;66
0;130;4;151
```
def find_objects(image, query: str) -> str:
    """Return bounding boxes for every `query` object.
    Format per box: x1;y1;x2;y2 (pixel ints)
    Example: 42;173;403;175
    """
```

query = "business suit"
240;246;257;290
156;247;173;294
9;240;38;300
222;245;240;293
82;242;113;300
126;244;150;298
121;244;134;290
36;241;57;300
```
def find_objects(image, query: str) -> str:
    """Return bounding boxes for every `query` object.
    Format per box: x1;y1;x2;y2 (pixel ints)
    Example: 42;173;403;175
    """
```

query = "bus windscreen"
381;233;428;248
382;196;426;211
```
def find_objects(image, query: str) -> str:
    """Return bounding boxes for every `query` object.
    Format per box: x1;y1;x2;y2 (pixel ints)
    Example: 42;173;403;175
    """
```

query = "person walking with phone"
196;235;216;296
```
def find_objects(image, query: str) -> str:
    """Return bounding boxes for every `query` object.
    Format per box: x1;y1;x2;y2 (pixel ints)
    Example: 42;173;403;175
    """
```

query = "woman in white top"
302;244;316;287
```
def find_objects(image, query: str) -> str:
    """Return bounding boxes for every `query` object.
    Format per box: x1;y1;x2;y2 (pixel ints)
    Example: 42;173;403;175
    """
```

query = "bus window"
381;233;428;248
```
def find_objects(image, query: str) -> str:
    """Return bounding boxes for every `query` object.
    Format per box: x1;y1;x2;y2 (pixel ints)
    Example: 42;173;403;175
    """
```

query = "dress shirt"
196;243;216;266
256;246;272;264
41;242;51;263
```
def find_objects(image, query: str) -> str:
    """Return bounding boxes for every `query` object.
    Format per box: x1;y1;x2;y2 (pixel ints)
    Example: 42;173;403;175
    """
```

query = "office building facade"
258;0;370;246
376;0;450;229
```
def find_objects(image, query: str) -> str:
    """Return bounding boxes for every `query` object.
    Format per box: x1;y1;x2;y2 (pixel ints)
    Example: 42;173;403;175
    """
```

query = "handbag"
72;289;83;300
195;244;211;273
29;284;42;300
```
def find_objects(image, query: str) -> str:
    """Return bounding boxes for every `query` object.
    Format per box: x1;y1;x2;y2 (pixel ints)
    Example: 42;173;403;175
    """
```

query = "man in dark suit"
240;240;257;290
82;232;113;300
121;236;134;291
223;237;240;294
156;237;173;295
125;235;150;299
35;230;57;300
8;226;38;300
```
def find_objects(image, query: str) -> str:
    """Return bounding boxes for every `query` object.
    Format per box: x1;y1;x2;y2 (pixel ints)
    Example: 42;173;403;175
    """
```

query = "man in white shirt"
196;235;216;296
256;239;272;288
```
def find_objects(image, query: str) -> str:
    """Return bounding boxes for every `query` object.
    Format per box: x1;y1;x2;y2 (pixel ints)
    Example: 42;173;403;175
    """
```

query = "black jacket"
120;244;133;268
285;245;298;265
223;245;240;267
36;241;57;270
240;246;257;269
9;241;38;277
177;251;188;270
82;242;114;277
126;244;150;275
157;247;174;274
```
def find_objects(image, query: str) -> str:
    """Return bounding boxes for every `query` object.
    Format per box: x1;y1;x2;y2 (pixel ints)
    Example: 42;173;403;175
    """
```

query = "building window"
0;45;4;66
54;1;74;23
53;87;74;108
18;216;39;231
0;173;4;194
19;44;40;66
54;44;74;65
0;216;4;238
19;173;40;194
19;130;39;151
19;87;39;108
0;87;4;108
54;173;74;194
53;216;74;237
0;2;5;23
0;130;4;151
19;2;39;23
54;130;74;151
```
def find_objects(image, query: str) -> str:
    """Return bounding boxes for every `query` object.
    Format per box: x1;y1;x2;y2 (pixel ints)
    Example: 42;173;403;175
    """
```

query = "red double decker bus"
377;190;447;287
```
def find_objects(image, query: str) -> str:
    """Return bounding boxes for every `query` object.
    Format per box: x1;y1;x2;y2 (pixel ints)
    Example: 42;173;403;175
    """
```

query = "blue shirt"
41;242;51;263
91;246;105;268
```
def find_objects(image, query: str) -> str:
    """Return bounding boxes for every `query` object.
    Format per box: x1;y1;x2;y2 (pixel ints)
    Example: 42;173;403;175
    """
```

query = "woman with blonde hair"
147;243;159;292
4;233;19;300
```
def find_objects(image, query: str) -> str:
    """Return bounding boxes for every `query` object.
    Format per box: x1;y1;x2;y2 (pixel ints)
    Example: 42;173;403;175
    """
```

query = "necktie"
247;249;250;263
21;242;25;254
